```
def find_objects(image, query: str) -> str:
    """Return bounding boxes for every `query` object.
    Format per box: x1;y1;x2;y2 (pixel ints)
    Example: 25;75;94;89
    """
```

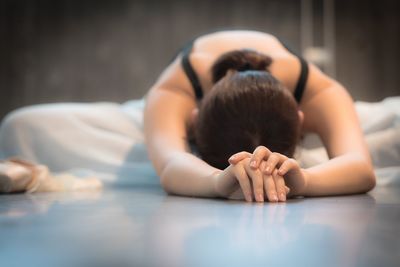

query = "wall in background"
1;0;399;121
335;0;399;100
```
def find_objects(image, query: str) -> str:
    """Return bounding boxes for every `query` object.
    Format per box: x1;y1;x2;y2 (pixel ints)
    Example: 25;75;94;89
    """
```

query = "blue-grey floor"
1;185;399;267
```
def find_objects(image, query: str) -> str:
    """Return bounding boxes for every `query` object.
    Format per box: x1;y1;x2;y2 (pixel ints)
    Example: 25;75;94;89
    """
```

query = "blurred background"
0;0;399;121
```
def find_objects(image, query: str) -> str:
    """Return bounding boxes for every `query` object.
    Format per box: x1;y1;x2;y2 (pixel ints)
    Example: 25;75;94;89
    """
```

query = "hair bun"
211;49;273;83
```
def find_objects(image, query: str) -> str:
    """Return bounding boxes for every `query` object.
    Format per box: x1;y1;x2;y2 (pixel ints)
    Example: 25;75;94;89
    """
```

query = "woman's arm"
299;64;376;196
144;58;221;198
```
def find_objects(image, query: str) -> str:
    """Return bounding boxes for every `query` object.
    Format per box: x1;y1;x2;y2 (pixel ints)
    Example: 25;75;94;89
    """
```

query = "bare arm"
143;58;220;198
299;64;376;196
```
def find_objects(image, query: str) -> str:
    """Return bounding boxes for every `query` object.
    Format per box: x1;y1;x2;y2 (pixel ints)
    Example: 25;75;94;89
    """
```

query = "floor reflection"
146;194;377;267
1;186;399;267
0;190;103;217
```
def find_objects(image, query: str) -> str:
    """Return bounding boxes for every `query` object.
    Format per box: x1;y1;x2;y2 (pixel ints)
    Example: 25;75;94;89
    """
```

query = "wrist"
288;168;310;197
298;168;311;196
211;169;224;198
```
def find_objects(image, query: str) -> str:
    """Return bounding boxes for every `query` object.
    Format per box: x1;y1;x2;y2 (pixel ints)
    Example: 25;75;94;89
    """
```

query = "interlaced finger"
263;174;278;202
249;146;271;170
231;161;253;202
278;158;299;176
228;151;252;165
273;169;287;202
244;159;265;202
263;153;284;175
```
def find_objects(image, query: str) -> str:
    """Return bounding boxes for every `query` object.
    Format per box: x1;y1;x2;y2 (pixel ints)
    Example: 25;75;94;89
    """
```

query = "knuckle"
251;155;259;162
253;146;266;156
266;157;275;164
255;145;266;151
271;154;279;162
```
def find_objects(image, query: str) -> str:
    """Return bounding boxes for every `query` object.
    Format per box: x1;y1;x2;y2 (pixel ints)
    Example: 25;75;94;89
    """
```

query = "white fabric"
0;99;159;187
0;97;399;187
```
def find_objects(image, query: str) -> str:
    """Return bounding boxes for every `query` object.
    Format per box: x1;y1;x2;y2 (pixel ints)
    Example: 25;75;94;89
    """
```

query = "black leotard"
180;37;309;104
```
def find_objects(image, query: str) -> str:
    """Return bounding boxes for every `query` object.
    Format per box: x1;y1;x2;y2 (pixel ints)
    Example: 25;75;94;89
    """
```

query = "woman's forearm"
160;152;221;198
302;153;376;197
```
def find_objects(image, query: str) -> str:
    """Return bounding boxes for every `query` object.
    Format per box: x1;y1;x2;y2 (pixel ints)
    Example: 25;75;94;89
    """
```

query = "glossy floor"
1;185;399;267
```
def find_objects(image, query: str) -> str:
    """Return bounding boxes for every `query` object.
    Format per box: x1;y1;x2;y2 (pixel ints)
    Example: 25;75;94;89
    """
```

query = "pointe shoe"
1;158;102;193
8;158;102;192
0;158;48;193
0;161;34;193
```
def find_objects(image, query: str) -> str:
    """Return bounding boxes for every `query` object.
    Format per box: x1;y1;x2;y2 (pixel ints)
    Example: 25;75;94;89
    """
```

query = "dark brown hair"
193;49;301;169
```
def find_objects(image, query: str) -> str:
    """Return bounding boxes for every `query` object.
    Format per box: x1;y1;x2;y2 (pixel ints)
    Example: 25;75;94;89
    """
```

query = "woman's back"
175;30;304;101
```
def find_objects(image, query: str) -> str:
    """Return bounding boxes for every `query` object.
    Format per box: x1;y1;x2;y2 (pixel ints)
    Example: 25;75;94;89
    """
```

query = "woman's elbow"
350;153;376;193
365;172;376;193
362;162;376;193
160;175;172;194
159;164;175;195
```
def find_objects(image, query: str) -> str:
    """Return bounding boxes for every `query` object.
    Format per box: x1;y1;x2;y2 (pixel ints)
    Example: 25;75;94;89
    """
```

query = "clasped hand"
214;146;307;203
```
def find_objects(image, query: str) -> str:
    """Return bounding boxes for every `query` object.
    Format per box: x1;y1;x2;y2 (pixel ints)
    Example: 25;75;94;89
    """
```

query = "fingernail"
257;193;264;202
279;193;286;201
250;161;257;168
265;166;270;173
229;155;236;161
271;194;278;202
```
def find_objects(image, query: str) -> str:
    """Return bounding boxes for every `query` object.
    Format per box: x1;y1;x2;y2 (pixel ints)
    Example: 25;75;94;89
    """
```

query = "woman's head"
193;49;302;169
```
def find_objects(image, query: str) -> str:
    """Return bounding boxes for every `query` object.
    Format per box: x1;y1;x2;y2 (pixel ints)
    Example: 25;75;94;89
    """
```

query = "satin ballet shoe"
1;158;102;193
0;160;34;193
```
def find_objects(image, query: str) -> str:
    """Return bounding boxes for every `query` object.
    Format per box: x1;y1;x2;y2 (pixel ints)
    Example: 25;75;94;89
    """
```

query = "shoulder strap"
278;39;309;104
181;42;204;101
293;56;309;104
